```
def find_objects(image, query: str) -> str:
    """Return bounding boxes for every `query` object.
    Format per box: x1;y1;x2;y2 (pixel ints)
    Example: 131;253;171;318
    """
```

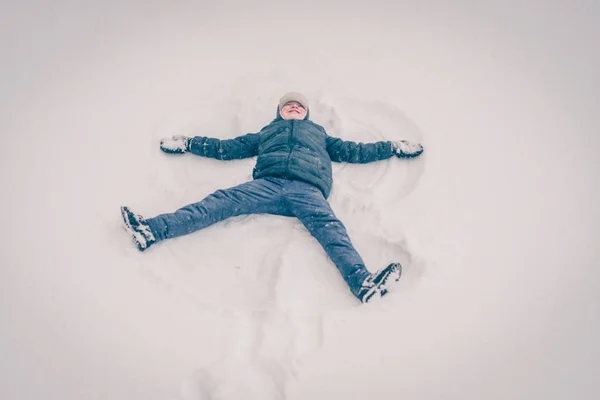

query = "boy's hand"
160;135;190;154
392;140;423;158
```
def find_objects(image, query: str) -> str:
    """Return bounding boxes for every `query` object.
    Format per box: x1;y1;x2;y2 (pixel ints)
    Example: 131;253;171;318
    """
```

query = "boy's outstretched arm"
325;136;423;163
160;133;260;160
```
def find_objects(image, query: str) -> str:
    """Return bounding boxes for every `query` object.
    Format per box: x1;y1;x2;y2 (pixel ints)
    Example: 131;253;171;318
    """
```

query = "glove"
160;135;191;154
392;140;423;158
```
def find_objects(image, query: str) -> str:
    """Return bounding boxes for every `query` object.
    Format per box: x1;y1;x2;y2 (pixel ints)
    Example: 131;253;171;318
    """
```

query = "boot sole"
121;206;148;251
361;263;402;303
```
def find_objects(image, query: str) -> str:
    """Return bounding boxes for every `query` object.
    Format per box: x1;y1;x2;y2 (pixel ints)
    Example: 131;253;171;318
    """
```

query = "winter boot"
121;206;156;251
358;263;402;303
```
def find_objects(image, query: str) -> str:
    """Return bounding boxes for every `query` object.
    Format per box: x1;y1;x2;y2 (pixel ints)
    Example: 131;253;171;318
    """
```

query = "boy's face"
280;101;307;120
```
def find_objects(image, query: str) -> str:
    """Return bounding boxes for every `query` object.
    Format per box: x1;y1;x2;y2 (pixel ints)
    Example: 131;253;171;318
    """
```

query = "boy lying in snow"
121;92;423;303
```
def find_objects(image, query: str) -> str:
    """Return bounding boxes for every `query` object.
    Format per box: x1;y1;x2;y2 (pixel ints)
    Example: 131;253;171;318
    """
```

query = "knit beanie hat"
278;92;309;111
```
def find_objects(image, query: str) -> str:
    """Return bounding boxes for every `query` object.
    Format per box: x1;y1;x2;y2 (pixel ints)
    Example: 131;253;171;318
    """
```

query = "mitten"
392;140;423;158
160;135;191;154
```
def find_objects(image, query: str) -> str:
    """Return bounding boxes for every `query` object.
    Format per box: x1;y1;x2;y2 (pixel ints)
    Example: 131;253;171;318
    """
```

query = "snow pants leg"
283;180;370;297
146;178;287;241
145;177;370;299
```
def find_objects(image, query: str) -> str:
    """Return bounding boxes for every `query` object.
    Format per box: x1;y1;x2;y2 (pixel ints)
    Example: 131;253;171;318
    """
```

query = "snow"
1;0;600;399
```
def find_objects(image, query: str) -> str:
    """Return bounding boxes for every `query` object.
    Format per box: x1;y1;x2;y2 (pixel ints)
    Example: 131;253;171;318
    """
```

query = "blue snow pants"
146;177;370;298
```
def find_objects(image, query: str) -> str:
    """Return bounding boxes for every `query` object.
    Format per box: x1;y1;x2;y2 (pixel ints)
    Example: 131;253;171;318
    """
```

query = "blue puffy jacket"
187;109;395;198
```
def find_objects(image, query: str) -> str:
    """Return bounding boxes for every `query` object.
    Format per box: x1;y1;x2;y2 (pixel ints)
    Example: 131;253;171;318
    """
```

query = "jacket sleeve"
325;136;395;163
187;133;260;160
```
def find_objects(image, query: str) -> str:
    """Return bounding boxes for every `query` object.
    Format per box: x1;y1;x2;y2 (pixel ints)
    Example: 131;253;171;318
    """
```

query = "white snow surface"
2;1;600;399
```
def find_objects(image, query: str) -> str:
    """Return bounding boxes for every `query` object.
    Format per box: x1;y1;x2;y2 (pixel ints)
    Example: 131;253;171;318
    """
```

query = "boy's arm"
160;133;260;160
325;136;423;163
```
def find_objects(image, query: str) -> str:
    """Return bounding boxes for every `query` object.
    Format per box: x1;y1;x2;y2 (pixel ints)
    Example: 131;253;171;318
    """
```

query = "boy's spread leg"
284;181;371;298
146;178;285;241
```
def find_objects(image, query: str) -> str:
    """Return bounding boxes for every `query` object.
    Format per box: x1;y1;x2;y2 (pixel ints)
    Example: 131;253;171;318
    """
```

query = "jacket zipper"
284;120;296;179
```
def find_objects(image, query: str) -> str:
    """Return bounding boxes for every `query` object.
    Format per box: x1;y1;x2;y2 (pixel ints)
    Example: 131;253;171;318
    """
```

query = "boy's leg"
147;178;285;242
283;181;370;298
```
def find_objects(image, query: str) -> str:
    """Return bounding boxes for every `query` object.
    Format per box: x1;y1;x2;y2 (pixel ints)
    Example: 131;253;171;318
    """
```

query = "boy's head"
278;92;309;120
